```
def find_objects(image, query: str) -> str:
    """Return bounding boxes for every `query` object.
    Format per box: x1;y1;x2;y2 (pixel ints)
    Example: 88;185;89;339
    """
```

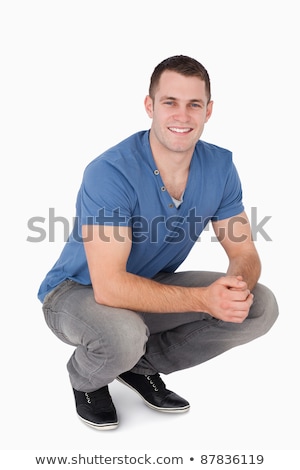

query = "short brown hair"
149;55;211;103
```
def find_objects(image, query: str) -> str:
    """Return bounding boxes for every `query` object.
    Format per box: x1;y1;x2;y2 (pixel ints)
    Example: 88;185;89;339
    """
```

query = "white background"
1;0;299;458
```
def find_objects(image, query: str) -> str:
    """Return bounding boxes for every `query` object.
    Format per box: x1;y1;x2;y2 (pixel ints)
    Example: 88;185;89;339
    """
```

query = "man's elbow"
90;271;128;308
91;282;114;306
93;290;114;307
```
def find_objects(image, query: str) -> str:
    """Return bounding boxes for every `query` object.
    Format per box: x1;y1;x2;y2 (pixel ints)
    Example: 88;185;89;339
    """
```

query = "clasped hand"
205;275;254;323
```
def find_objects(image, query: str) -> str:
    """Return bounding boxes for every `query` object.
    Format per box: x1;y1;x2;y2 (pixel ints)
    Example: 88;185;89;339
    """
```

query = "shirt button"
154;169;160;175
169;203;174;208
161;186;166;191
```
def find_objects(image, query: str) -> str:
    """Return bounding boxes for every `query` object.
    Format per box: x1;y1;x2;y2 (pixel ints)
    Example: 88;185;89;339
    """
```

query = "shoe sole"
117;377;190;413
78;415;119;430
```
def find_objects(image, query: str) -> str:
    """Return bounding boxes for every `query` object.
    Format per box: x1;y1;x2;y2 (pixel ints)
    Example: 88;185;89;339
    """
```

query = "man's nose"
173;106;190;122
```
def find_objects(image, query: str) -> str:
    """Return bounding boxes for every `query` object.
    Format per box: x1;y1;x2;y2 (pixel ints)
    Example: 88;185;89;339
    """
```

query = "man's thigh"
42;279;149;347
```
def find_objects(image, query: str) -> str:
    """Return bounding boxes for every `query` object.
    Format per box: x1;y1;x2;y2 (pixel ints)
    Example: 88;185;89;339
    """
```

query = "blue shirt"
38;130;244;302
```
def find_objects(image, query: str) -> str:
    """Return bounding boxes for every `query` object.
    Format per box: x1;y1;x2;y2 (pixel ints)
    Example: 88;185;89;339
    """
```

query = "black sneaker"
73;386;119;430
117;372;190;413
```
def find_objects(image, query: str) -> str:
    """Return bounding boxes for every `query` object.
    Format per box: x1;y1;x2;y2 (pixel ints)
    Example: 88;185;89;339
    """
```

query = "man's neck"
149;134;193;177
149;134;194;200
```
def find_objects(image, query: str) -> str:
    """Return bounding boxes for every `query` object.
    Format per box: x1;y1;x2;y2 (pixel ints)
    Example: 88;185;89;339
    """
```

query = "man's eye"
164;101;175;106
190;103;201;108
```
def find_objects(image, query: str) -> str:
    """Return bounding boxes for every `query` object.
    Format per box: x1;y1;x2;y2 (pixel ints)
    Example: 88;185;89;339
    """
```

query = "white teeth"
169;127;191;133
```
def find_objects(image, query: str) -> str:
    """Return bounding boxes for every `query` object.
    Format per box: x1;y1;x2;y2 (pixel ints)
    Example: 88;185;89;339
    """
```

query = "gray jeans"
42;271;279;392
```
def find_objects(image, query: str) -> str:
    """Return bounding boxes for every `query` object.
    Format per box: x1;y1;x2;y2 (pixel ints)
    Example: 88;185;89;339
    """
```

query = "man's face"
145;70;213;156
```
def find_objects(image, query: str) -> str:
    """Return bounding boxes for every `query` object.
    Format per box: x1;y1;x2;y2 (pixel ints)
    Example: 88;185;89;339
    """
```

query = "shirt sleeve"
213;162;244;220
78;158;136;226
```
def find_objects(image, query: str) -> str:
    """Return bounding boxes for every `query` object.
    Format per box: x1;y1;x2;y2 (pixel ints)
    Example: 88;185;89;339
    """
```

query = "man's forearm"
93;271;204;313
93;270;255;323
226;252;261;291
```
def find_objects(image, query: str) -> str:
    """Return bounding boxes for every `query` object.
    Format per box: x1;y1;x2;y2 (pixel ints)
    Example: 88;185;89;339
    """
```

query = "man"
38;55;278;430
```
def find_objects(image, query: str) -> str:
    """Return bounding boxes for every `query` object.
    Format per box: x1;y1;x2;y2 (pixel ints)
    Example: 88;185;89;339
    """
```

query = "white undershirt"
171;195;184;208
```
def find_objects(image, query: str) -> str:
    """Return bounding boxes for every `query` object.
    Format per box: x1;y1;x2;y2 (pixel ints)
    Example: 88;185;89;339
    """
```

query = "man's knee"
250;283;279;333
90;312;149;373
114;316;149;371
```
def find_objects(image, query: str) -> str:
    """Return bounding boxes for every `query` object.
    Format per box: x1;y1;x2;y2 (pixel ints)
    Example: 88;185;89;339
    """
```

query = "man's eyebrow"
159;95;205;105
159;95;177;101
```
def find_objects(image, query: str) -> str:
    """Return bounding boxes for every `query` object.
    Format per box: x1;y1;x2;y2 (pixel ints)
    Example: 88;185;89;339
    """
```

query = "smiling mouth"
168;127;193;134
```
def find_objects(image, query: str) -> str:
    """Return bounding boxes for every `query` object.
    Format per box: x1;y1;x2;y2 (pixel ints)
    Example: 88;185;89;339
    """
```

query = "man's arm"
212;210;261;291
82;224;204;313
83;222;254;322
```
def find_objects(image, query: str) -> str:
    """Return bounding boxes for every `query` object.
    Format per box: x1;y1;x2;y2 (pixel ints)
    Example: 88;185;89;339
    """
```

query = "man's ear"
205;100;214;123
144;95;154;118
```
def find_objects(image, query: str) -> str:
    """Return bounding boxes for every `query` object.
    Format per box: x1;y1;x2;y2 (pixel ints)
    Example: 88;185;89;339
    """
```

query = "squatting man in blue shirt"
38;55;279;429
